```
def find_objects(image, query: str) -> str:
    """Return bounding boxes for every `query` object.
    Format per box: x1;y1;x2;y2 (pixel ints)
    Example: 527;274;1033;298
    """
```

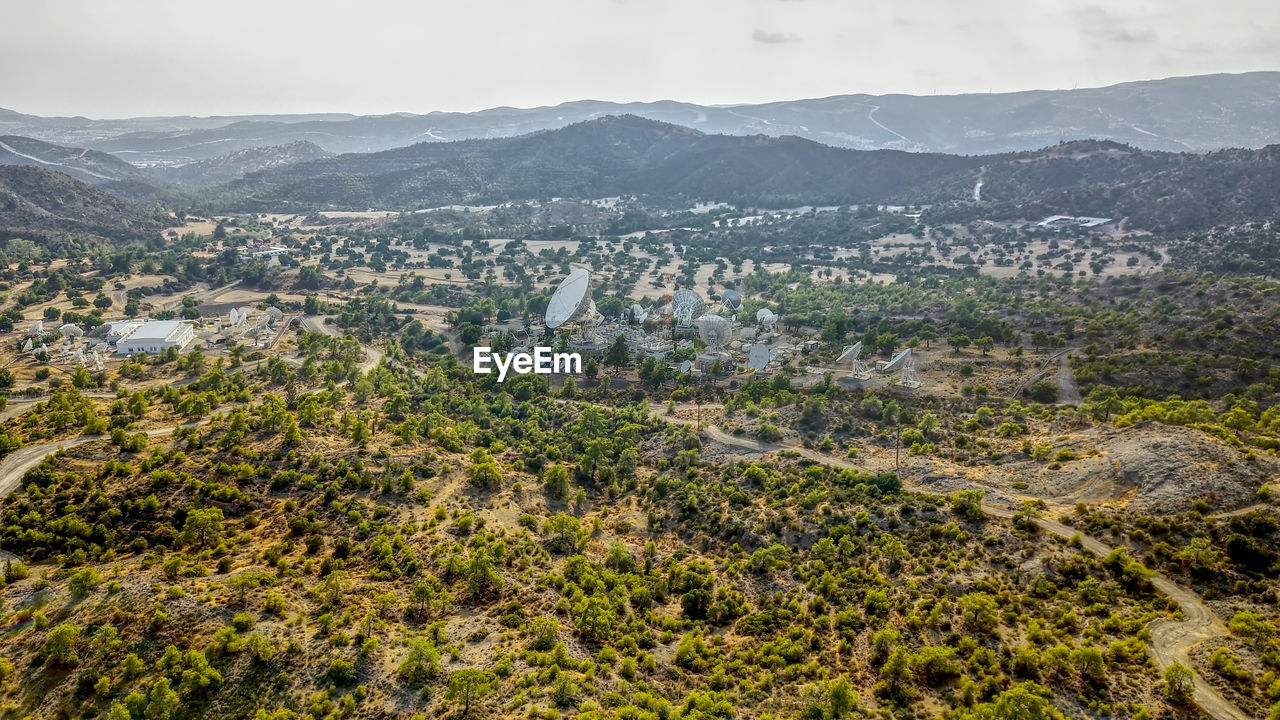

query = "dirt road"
655;403;1249;720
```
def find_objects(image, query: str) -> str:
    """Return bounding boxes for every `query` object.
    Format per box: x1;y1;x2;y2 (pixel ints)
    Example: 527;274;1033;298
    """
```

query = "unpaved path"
300;315;382;374
653;402;1249;720
1057;352;1082;405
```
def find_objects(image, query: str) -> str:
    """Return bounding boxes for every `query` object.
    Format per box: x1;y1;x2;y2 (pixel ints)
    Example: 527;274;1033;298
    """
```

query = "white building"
238;245;291;262
113;320;196;356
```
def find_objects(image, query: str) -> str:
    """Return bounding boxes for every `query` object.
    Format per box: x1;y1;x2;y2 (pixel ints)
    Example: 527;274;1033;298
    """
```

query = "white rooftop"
121;320;185;342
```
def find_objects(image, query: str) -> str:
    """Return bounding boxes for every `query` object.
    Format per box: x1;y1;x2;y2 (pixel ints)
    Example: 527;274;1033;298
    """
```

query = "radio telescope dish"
671;289;706;327
265;306;284;323
697;314;733;351
836;341;862;364
880;348;911;374
747;344;770;372
678;360;692;374
721;289;742;312
755;308;778;330
30;320;44;336
546;268;597;330
59;323;84;338
838;341;872;380
629;303;648;324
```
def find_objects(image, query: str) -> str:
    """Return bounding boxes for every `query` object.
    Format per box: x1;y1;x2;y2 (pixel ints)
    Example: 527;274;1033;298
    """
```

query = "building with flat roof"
113;319;195;356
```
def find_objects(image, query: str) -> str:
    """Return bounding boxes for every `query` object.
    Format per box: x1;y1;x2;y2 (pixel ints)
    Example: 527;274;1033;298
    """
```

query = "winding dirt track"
659;407;1250;720
0;386;1249;719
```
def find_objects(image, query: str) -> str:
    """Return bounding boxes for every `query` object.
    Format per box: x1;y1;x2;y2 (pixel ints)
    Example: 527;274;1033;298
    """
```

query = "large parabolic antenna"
747;343;770;372
546;268;600;337
671;289;706;327
721;289;742;313
697;314;733;351
756;308;779;330
838;341;873;380
880;348;912;374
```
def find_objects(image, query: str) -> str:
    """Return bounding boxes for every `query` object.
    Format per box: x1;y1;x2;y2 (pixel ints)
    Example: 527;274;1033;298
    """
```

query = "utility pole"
895;426;902;468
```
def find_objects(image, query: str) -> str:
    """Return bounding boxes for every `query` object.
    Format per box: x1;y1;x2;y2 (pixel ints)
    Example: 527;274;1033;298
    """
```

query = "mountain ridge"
3;72;1277;163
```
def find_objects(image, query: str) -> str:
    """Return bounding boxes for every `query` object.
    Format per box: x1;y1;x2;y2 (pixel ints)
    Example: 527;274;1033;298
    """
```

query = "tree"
544;513;585;554
144;677;180;720
467;458;502;489
543;464;571;501
398;638;441;686
181;507;224;547
605;335;630;371
43;622;82;666
447;669;495;716
976;335;995;355
958;592;999;633
947;332;971;354
1164;663;1195;704
829;677;857;717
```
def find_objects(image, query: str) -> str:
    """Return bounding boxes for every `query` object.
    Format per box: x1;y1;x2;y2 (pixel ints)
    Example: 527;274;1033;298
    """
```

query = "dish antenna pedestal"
898;353;923;389
837;341;872;380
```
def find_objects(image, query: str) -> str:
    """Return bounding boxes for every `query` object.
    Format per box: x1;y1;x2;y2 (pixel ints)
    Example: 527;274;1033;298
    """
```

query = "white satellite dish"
836;341;862;364
678;360;692;374
546;269;597;330
880;348;912;374
671;289;706;327
721;289;742;313
697;314;733;351
756;308;778;330
747;344;770;372
235;307;252;326
265;306;284;322
838;341;873;380
629;303;648;324
20;339;32;353
30;320;44;336
59;323;84;338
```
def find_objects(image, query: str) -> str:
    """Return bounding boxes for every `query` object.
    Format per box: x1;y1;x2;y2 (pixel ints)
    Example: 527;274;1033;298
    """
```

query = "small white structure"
114;320;195;356
238;245;291;261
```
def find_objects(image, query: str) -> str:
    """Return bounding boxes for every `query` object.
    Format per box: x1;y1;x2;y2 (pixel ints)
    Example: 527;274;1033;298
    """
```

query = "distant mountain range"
1;72;1278;164
205;115;1280;234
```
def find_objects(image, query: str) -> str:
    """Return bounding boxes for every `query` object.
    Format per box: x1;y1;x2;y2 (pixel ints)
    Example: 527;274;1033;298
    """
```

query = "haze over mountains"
2;71;1279;244
1;72;1278;165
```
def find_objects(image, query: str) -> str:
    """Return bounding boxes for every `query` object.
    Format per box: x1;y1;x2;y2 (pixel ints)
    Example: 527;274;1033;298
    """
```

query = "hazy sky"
4;0;1278;117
